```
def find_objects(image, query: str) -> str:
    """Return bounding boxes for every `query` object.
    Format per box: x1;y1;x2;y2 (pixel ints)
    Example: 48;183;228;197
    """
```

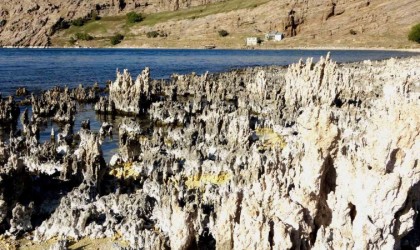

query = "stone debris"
0;55;419;249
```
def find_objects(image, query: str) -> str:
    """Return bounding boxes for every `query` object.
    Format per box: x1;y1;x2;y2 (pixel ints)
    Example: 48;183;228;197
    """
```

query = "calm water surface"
0;48;418;96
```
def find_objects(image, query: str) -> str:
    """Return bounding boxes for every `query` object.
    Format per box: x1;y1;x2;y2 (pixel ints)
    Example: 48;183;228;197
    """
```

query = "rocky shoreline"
0;55;419;249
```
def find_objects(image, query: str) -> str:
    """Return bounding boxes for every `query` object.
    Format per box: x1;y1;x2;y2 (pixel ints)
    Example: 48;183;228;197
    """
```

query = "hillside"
0;0;224;46
1;0;420;48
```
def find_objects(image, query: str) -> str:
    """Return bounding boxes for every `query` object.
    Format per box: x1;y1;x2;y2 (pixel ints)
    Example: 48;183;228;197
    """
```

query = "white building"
265;32;284;41
246;37;259;46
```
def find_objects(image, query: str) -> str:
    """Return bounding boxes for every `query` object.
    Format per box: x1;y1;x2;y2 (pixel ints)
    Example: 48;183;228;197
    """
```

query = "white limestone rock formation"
96;67;152;115
0;55;419;250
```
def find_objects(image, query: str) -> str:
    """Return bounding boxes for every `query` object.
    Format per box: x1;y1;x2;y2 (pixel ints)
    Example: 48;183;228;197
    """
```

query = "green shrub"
75;32;94;41
0;19;7;27
110;34;124;45
126;12;143;23
71;18;86;27
349;29;357;35
146;31;159;38
408;24;420;43
69;37;77;45
146;30;167;38
91;12;101;21
218;29;229;37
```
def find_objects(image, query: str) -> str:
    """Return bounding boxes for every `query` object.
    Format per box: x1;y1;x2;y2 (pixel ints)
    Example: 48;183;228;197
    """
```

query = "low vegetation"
91;12;101;21
0;19;6;27
54;0;270;46
126;12;143;24
70;12;100;28
146;30;167;38
140;0;271;26
54;19;70;30
218;29;229;37
68;36;76;45
146;31;159;38
408;24;420;43
74;32;94;41
71;17;87;27
110;33;124;45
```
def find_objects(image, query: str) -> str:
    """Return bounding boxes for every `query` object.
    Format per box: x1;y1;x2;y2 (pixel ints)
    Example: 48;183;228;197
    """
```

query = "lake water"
1;48;419;163
0;48;419;96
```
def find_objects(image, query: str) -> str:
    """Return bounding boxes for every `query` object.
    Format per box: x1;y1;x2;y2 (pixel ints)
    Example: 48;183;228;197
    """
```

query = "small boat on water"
204;45;216;49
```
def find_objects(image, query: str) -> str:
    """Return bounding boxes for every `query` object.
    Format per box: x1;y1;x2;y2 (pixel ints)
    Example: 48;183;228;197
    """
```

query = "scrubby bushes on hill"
218;29;229;37
91;12;101;21
0;19;7;27
71;18;87;27
111;34;124;45
70;12;100;27
146;31;159;38
408;24;420;43
75;32;94;41
69;37;77;45
146;30;167;38
126;12;143;24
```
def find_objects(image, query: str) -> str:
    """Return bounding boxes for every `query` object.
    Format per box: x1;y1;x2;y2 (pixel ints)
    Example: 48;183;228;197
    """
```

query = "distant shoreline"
1;45;420;53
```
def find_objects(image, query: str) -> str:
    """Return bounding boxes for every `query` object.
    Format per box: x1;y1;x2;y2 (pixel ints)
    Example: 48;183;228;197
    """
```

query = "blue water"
0;48;418;96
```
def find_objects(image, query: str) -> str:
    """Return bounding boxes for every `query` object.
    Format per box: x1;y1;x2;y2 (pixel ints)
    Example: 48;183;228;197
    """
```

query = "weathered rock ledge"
0;55;419;250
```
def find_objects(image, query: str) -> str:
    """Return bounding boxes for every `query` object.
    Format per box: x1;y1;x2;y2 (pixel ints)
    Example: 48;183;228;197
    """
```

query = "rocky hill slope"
0;0;223;47
0;0;419;48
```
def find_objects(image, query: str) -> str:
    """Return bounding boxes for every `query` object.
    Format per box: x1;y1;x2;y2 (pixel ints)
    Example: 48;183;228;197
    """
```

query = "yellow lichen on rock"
185;172;232;189
109;162;142;180
0;235;16;250
255;128;287;150
164;138;174;148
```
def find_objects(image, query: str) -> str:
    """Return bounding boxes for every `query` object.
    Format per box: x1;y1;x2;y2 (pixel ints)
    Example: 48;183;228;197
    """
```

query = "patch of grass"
71;17;87;27
55;0;270;45
62;19;113;37
75;32;94;41
140;0;271;26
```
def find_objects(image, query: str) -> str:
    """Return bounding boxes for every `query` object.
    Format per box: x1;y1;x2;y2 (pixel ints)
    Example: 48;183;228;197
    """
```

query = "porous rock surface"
95;67;152;115
0;55;419;250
